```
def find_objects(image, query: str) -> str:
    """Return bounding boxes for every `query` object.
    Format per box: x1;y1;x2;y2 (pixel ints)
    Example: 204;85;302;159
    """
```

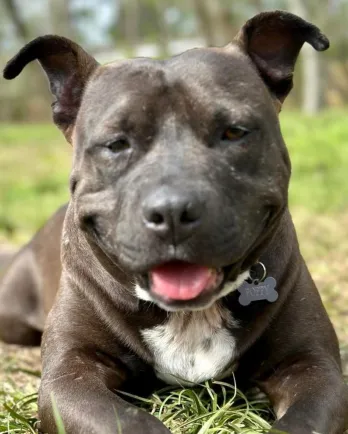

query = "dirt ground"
0;343;41;394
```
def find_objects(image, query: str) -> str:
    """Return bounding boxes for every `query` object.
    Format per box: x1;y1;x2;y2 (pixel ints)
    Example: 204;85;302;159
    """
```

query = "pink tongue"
150;262;215;301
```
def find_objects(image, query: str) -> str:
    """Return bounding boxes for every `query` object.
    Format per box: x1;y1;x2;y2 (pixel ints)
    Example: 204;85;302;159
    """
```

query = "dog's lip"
138;261;239;304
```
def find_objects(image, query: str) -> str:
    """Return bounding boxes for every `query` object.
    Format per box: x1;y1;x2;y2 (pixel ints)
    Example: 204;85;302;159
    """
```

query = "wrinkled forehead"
80;46;275;130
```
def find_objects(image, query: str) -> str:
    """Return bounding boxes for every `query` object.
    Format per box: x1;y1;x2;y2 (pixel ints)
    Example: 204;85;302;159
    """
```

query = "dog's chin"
134;263;249;312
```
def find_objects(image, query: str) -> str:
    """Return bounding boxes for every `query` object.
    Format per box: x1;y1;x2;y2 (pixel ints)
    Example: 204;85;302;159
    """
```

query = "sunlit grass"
281;109;348;213
0;124;70;244
0;377;274;434
1;110;348;242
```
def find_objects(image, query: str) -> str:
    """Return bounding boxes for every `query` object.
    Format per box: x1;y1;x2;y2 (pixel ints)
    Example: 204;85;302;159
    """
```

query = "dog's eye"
106;137;130;153
221;126;249;142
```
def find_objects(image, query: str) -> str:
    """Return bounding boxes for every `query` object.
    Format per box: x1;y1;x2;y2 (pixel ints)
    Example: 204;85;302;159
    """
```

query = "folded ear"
233;11;329;105
3;35;99;143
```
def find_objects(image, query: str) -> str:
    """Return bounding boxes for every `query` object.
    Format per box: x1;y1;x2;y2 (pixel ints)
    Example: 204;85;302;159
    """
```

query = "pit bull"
1;10;348;434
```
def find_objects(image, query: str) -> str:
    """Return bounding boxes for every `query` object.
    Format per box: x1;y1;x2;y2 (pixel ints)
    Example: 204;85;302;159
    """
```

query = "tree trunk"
122;0;139;54
287;0;323;114
155;0;169;57
192;0;231;46
250;0;264;13
3;0;28;42
49;0;74;38
192;0;214;45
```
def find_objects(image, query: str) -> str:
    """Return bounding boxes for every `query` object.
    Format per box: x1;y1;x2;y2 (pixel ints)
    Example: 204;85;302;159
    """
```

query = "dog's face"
4;11;329;310
72;49;289;309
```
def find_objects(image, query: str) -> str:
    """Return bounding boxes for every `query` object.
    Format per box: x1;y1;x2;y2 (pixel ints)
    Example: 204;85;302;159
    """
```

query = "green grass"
0;124;71;243
121;381;274;433
281;109;348;213
1;109;348;242
0;377;274;434
0;391;38;434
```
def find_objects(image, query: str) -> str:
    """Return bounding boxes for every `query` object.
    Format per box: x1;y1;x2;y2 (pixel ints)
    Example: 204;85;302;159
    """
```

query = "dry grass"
294;209;348;346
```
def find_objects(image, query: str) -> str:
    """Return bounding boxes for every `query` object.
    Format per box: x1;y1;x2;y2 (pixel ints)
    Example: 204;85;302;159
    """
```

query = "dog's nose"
142;187;204;242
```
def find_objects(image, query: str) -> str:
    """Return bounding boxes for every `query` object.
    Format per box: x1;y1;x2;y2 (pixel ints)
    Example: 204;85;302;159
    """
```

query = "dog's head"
4;11;329;311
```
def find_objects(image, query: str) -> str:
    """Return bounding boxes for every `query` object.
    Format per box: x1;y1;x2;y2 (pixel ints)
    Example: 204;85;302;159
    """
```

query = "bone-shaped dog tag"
237;277;278;306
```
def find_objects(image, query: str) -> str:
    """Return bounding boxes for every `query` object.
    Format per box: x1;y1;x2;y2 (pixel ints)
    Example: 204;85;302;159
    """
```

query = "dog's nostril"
81;215;97;232
180;209;198;224
151;212;165;225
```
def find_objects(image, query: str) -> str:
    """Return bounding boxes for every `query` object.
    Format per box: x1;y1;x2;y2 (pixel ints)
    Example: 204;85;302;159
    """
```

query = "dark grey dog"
1;10;348;434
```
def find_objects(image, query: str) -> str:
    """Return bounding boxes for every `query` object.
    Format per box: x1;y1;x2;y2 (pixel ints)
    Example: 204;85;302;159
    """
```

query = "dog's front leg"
38;348;170;434
38;349;170;434
38;292;171;434
260;357;348;434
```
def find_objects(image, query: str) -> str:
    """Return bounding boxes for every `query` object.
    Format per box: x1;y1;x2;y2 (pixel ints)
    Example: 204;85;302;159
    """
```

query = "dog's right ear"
3;35;99;143
232;11;329;108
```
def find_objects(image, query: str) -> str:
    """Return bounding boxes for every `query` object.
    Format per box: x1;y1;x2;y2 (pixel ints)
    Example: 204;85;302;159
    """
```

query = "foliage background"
0;1;347;432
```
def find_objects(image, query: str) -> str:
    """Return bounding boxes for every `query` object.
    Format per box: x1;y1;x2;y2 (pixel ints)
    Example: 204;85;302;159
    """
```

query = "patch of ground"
294;209;348;347
0;343;41;391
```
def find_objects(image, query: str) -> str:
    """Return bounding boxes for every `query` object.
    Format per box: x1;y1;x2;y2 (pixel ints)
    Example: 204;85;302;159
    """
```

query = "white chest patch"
141;303;238;385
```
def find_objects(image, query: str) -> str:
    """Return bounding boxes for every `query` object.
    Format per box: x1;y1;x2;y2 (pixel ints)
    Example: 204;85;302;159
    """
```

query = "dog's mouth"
138;260;241;307
150;261;223;301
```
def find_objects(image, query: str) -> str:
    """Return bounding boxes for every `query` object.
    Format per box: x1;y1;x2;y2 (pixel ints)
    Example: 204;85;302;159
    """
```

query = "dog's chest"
141;304;237;385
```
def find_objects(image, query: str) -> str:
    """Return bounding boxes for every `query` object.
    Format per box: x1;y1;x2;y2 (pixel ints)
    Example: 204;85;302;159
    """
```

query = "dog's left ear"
3;36;99;143
233;11;329;105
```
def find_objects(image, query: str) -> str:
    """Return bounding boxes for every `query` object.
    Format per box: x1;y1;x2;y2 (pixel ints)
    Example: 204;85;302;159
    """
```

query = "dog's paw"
134;412;172;434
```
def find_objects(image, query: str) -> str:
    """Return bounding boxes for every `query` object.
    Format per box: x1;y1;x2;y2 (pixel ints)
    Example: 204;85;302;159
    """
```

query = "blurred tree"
192;0;233;46
122;0;139;53
287;0;323;114
251;0;264;12
1;0;348;120
110;0;173;55
1;0;52;122
154;0;169;56
3;0;29;42
49;0;75;38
